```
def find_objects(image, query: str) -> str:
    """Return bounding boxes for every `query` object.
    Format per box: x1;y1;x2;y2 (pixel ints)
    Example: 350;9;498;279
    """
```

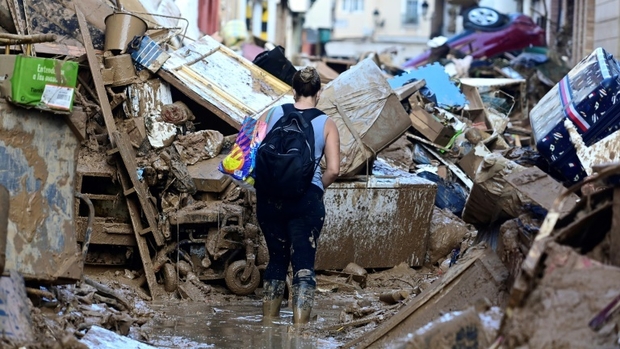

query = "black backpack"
255;104;323;199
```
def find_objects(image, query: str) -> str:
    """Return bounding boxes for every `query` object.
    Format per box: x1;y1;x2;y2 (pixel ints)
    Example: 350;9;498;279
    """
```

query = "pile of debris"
1;1;620;348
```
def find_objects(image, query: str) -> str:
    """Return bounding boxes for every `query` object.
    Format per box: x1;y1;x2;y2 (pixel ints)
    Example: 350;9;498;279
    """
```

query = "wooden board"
75;4;118;144
394;79;426;101
161;36;294;129
342;248;507;348
422;144;473;190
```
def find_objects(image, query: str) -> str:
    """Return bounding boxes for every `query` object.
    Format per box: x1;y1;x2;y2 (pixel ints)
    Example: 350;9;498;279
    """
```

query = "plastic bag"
417;171;468;217
219;115;268;186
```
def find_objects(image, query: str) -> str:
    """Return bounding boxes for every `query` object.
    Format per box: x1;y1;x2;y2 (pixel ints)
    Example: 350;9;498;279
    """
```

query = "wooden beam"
63;107;87;142
342;248;505;348
112;131;165;246
34;43;87;57
421;144;473;190
394;79;426;101
74;4;118;145
405;132;452;152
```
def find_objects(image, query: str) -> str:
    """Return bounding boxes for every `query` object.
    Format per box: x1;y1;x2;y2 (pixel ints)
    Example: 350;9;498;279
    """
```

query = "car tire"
463;7;507;30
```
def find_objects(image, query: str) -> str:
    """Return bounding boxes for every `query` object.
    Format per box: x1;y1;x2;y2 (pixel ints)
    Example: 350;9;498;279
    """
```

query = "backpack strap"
281;104;324;127
299;108;324;121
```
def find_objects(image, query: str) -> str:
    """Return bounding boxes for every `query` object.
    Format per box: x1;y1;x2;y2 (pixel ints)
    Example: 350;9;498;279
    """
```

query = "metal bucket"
104;12;147;53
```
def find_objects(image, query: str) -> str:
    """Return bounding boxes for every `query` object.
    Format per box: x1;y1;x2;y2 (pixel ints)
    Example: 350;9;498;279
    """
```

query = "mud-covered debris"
496;213;541;286
501;243;620;348
173;129;224;166
161;146;197;194
187;155;232;193
377;135;415;172
345;247;508;348
462;152;526;225
427;208;471;265
379;290;410;305
81;326;157;348
161;101;195;125
389;305;502;349
342;262;368;288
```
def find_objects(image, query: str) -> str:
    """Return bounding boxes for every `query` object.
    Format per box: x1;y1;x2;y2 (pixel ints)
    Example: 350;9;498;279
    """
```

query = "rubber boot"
292;282;315;325
262;279;285;318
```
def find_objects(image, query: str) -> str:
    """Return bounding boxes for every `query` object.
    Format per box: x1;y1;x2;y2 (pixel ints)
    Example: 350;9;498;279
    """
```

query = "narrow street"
0;1;619;348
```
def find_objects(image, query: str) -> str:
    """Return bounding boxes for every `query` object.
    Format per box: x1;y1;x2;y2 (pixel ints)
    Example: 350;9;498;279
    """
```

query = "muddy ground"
5;256;456;348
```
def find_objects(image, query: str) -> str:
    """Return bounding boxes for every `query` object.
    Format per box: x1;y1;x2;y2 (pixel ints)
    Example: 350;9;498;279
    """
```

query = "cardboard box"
10;55;79;113
187;155;232;193
409;93;456;147
461;83;492;131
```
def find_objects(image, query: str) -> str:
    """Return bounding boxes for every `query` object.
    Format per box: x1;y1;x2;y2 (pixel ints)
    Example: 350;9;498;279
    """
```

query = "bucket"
104;12;147;53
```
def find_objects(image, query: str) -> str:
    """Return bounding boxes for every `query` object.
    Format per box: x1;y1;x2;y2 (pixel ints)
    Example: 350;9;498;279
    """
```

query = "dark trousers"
256;185;325;287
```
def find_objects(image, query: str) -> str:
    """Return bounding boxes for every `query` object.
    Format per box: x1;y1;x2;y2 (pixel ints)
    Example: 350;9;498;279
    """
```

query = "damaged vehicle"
403;7;546;68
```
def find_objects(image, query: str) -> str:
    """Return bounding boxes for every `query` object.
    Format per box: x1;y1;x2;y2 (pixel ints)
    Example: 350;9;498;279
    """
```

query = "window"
403;0;418;25
342;0;364;12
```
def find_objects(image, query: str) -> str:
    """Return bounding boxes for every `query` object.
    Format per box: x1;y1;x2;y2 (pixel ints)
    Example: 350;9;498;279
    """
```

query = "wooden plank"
114;161;162;299
178;66;256;115
7;0;27;54
611;187;620;266
123;193;162;299
112;131;164;246
63;107;87;142
394;79;426;101
342;248;506;348
405;132;452;152
75;5;118;145
421;144;473;190
161;36;294;128
75;219;136;247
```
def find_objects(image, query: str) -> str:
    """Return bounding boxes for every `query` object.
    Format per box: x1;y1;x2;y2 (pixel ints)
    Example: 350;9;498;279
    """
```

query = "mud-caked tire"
225;260;260;296
162;263;178;292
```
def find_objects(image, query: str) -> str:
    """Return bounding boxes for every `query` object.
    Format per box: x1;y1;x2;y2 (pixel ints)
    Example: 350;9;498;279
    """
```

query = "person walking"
255;66;340;325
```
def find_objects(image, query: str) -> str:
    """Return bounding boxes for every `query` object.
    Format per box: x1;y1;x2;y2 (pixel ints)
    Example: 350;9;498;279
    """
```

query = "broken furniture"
159;35;294;130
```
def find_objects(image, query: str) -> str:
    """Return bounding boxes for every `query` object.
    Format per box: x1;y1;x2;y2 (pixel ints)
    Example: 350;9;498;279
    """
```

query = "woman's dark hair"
292;66;321;99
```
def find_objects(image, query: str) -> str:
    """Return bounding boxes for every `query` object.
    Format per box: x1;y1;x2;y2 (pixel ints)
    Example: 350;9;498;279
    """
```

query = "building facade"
325;0;435;64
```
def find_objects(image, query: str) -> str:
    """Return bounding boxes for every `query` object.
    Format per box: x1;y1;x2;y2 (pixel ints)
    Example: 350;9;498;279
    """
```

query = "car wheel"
463;7;506;29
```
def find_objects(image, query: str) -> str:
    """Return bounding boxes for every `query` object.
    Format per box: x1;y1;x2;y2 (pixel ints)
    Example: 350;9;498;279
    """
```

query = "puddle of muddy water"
147;299;345;349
